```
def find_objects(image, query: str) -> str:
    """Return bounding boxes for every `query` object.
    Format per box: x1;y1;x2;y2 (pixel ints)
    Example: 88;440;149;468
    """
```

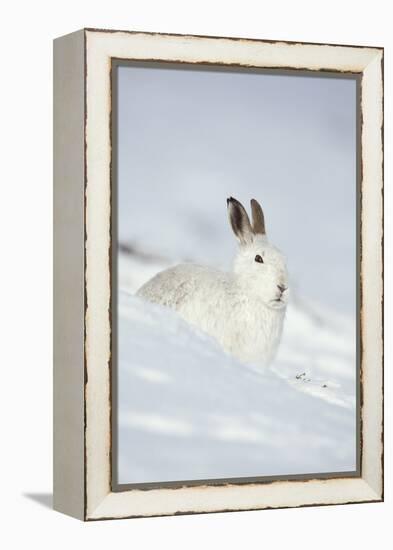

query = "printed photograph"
113;62;358;485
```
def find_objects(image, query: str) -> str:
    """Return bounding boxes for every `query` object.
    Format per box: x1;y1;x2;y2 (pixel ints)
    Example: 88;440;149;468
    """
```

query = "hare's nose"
277;285;287;293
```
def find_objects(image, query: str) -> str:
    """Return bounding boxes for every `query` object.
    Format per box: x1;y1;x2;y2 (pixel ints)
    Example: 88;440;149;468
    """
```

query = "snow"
115;65;357;484
117;252;357;484
118;65;357;317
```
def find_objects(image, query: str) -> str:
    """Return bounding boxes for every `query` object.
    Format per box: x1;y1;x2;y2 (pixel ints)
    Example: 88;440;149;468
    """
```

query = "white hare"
137;197;289;366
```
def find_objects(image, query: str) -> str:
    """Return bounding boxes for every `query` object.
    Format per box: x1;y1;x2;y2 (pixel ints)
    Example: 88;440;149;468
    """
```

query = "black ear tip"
227;196;236;206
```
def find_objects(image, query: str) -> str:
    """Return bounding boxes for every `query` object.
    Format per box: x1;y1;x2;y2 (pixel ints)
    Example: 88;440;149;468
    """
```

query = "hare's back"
136;263;228;310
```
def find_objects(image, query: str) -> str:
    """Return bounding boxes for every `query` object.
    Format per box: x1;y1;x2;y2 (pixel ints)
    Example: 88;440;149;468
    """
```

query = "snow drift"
117;252;356;484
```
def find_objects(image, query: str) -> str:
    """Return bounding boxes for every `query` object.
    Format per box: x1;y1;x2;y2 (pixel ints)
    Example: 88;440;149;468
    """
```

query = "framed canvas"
53;28;384;521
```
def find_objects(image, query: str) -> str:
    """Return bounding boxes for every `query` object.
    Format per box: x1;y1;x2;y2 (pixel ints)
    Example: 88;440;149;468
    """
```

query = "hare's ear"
227;197;253;245
250;199;266;235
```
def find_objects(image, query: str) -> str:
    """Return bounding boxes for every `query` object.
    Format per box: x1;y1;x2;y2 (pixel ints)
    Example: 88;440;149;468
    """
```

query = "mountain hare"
137;197;289;366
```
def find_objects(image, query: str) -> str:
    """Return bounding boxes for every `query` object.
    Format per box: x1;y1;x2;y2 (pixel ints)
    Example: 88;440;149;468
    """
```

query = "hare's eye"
255;255;264;264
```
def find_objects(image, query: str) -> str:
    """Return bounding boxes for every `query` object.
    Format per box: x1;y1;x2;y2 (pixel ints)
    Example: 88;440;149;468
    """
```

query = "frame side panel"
53;29;85;520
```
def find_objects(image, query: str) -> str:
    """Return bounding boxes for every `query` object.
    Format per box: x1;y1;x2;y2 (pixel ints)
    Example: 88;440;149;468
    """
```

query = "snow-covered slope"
117;251;357;484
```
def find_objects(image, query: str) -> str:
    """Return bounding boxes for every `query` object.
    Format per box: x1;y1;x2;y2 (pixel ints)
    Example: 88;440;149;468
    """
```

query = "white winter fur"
137;198;289;366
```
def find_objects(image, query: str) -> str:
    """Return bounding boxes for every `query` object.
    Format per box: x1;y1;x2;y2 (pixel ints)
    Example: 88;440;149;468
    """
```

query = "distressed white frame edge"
54;29;86;520
54;28;383;520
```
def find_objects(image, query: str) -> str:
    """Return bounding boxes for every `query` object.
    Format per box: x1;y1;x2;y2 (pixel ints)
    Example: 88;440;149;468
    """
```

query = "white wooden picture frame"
53;28;383;520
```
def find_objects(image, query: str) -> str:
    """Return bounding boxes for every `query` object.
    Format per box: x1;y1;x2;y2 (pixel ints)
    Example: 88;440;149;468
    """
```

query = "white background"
118;65;357;314
1;1;391;548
